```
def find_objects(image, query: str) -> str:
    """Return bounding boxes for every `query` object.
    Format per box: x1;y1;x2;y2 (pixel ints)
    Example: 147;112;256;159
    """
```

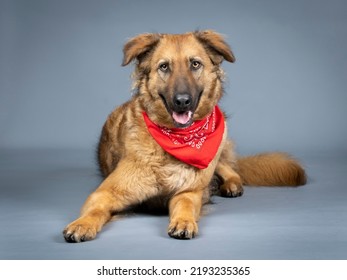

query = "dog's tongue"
172;111;193;125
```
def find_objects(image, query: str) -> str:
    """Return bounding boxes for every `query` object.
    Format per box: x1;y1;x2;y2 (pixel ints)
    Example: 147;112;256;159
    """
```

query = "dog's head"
122;30;235;128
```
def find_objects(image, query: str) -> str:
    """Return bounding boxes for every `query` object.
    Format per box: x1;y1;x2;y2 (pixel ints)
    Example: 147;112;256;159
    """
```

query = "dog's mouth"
172;111;193;128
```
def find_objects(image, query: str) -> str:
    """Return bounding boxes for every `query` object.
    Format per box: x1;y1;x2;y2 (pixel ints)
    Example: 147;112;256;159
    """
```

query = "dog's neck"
142;106;225;169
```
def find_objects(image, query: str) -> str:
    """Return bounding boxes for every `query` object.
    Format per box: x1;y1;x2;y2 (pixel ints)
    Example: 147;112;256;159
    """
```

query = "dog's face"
122;30;235;128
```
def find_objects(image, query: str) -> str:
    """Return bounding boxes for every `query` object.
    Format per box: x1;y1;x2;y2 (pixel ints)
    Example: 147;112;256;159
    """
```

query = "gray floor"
0;149;346;260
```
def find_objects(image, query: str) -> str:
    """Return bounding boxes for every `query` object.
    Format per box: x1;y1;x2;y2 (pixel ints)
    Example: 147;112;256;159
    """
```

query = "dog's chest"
153;160;200;193
124;121;205;193
129;138;197;192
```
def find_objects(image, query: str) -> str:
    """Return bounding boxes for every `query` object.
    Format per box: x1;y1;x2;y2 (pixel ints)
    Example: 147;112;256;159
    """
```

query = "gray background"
0;0;347;259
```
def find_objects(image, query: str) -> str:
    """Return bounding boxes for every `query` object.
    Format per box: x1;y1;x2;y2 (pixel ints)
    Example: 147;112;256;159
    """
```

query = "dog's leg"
167;190;203;239
216;161;243;197
214;139;243;197
63;161;158;242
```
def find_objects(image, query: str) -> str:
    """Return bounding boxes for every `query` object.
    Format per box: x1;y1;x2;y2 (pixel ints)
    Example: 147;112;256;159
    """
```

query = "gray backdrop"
1;0;346;153
1;0;347;260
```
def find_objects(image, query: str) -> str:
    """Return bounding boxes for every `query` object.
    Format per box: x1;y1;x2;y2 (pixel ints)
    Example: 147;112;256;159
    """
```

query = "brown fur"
63;30;306;242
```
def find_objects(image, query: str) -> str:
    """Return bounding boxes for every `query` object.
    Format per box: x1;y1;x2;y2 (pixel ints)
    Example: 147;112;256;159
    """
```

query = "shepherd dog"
63;30;306;242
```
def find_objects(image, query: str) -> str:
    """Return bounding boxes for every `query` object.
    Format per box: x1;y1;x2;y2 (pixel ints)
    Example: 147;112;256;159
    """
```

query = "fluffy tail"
236;152;306;186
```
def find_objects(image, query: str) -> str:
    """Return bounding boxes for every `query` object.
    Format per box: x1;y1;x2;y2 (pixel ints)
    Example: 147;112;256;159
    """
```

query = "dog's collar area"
143;106;225;169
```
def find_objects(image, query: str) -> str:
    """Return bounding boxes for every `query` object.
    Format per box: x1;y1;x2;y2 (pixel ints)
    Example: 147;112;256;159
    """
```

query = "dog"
63;30;306;242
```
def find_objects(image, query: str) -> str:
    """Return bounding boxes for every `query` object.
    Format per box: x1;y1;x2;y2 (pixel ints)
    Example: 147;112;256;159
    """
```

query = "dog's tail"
235;152;306;186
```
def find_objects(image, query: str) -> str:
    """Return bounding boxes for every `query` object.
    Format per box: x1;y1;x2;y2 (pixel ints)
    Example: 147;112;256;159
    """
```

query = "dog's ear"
194;30;235;64
122;33;161;66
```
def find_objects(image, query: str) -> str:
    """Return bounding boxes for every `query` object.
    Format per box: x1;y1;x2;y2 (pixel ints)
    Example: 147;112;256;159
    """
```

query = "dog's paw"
220;179;244;197
167;218;198;239
63;218;97;243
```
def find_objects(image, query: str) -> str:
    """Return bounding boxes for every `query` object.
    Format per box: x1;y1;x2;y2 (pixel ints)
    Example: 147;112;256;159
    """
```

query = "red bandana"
143;106;225;169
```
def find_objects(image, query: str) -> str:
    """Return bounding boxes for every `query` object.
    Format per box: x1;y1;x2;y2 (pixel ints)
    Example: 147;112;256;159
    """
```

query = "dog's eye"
158;63;169;73
191;60;202;70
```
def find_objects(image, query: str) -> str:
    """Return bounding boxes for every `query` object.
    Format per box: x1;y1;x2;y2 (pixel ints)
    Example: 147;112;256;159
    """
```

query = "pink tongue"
172;111;192;124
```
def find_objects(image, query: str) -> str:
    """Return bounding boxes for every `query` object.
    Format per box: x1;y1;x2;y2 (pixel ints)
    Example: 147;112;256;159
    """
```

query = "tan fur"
63;30;306;242
236;153;307;186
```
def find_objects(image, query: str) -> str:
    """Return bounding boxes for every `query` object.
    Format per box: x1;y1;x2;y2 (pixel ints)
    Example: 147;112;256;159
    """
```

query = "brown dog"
63;30;306;242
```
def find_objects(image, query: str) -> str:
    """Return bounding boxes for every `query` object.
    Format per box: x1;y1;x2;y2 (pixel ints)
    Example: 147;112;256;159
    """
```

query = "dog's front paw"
63;218;97;243
220;179;244;197
168;218;198;239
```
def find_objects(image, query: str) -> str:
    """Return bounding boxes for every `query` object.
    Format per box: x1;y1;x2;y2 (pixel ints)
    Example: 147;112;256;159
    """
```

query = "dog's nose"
173;93;192;111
